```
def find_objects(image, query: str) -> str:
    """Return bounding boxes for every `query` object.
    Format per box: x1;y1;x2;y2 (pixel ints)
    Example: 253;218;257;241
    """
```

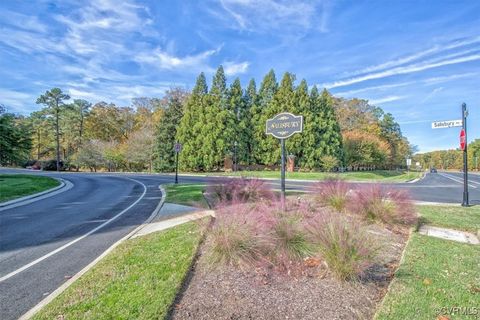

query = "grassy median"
376;205;480;319
0;174;60;202
201;170;422;182
164;183;208;208
33;222;203;320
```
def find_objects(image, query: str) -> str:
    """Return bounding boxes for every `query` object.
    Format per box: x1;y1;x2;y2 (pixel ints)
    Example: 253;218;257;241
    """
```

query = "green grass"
418;205;480;233
0;174;60;202
34;222;203;320
164;183;208;208
197;170;422;183
375;233;480;320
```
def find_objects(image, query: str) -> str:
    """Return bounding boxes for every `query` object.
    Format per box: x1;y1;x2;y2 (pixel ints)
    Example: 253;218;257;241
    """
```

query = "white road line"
438;173;477;189
0;178;147;283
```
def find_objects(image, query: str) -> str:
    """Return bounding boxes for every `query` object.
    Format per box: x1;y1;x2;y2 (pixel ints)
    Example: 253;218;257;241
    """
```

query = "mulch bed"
170;222;408;320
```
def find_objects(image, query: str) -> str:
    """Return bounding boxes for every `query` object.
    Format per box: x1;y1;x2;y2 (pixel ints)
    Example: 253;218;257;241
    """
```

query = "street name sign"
266;112;303;139
431;119;462;129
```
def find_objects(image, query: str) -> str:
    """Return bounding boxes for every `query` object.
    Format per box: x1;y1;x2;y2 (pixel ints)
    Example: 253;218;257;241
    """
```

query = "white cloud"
0;89;35;113
368;96;405;105
344;36;480;77
223;61;249;75
323;54;480;89
421;87;443;103
135;47;219;71
215;0;324;33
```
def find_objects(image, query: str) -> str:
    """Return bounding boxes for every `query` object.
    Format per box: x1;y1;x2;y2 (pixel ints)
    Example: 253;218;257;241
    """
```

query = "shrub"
307;213;377;280
312;178;351;212
350;184;417;226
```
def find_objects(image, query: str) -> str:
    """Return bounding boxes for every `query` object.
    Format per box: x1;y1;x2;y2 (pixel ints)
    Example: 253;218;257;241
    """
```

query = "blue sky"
0;0;479;152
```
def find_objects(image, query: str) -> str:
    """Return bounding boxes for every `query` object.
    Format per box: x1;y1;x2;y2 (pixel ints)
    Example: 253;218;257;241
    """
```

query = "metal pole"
280;138;286;208
462;102;469;206
175;151;179;184
234;142;237;172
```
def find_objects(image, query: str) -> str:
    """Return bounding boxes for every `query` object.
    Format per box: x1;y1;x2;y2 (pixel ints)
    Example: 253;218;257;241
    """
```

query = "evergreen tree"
202;66;229;170
155;88;188;172
227;78;249;165
252;69;278;164
260;72;296;165
176;73;208;170
241;79;256;164
291;79;310;167
319;89;343;164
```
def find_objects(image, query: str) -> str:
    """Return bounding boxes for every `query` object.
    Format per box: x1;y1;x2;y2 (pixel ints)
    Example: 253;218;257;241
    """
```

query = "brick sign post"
265;112;303;206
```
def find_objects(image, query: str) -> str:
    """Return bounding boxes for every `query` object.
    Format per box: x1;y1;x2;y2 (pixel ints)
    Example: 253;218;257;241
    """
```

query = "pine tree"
155;88;188;172
176;73;208;170
252;70;278;164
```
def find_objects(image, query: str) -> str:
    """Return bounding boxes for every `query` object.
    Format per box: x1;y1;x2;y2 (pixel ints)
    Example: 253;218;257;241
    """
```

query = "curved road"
0;169;479;319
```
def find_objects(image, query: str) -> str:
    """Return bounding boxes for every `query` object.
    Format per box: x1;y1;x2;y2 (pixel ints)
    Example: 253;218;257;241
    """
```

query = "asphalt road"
1;169;479;319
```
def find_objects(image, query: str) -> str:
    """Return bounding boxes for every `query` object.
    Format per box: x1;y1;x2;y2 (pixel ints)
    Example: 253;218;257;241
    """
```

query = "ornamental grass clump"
208;204;270;267
207;178;273;207
312;178;351;212
350;184;418;226
307;213;378;280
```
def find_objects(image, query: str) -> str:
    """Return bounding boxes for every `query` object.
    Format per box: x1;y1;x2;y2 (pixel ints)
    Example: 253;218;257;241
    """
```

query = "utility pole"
461;103;469;207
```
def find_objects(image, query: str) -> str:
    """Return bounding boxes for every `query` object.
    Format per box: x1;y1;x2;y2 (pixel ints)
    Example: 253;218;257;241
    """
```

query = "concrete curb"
413;201;460;206
0;178;73;212
19;184;167;320
406;172;426;184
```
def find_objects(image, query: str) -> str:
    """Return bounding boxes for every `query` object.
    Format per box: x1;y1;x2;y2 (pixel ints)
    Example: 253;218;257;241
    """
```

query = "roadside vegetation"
164;183;208;208
33;222;204;320
203;169;422;182
0;174;60;202
376;204;480;319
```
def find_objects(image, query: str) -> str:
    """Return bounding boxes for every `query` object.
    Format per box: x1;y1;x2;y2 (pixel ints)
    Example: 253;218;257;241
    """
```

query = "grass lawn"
375;234;480;320
0;174;60;202
33;222;203;320
418;205;480;233
164;183;208;208
199;170;422;183
376;205;480;319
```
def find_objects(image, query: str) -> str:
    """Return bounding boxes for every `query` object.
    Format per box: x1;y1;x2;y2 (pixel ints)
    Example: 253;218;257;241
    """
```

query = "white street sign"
406;158;412;166
431;119;462;129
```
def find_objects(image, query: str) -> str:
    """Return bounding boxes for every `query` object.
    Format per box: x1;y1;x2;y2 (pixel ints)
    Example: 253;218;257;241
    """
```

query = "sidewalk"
132;202;214;238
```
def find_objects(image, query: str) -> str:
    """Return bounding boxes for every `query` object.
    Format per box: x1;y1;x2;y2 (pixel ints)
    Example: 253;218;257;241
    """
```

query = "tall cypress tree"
253;70;278;165
176;73;208;170
155;88;188;172
227;78;248;164
261;72;296;165
291;79;310;167
202;66;228;170
242;78;256;164
319;89;343;163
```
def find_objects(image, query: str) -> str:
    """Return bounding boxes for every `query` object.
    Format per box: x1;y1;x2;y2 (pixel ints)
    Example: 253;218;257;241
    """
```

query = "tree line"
0;66;414;172
414;139;480;171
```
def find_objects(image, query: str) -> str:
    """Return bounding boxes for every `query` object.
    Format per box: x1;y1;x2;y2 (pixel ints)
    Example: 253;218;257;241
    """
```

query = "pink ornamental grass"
350;184;417;226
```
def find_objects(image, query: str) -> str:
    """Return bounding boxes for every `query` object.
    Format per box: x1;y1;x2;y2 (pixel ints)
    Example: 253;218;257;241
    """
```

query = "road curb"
19;183;167;320
0;177;73;211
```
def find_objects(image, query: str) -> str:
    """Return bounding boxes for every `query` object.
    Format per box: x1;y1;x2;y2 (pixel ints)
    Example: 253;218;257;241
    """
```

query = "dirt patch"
170;224;408;320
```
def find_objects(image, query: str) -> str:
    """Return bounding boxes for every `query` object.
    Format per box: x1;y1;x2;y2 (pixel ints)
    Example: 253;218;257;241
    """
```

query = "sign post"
266;112;303;207
461;103;469;206
174;142;182;184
